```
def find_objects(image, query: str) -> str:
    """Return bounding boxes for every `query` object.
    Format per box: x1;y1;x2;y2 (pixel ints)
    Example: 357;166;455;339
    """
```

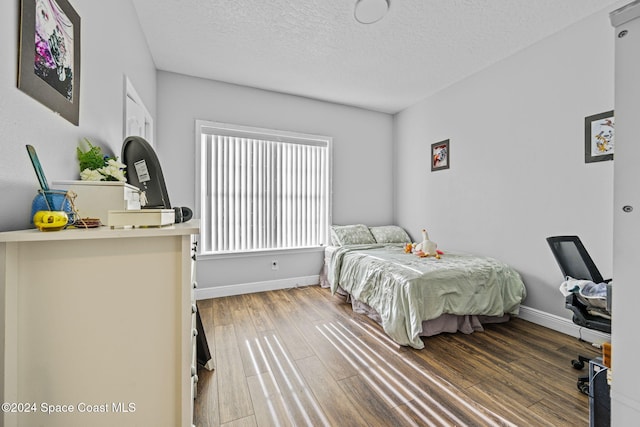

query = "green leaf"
77;139;106;171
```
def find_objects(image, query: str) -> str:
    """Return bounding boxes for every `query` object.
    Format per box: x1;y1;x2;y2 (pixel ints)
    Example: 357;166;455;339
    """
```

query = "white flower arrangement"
79;168;103;181
77;139;127;182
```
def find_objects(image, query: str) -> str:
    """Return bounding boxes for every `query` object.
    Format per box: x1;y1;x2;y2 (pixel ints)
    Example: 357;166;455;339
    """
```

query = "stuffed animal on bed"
414;229;441;259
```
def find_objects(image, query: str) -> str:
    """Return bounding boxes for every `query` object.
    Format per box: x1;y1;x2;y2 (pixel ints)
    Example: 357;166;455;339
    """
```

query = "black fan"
121;136;171;209
121;136;192;222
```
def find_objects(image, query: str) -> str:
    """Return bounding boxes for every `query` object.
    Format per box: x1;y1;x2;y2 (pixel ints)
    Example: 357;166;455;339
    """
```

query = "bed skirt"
350;295;510;337
320;272;509;338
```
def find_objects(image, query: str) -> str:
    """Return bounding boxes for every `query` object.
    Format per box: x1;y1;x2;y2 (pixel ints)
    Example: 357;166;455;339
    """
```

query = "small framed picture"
585;111;614;163
431;139;450;171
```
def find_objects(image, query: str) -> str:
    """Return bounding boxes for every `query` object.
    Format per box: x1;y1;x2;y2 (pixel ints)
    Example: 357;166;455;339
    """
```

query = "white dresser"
0;221;200;427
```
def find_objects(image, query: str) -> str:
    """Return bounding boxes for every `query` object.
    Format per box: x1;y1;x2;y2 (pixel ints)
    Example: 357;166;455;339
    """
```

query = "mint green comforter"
328;244;527;349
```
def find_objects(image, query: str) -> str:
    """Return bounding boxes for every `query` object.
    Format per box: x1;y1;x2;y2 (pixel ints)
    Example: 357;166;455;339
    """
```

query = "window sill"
197;246;326;261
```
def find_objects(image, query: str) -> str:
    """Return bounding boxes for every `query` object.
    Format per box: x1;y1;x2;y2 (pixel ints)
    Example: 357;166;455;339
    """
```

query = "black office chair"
546;235;611;394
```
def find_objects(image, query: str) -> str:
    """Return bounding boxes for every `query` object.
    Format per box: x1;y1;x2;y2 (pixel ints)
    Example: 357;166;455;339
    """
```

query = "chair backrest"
546;235;605;284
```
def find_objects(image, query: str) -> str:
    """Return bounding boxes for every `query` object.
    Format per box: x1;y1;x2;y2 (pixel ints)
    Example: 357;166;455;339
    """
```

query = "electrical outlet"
271;260;279;270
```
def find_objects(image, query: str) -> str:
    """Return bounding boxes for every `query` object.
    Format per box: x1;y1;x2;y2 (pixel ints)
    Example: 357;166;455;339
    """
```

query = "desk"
0;222;199;426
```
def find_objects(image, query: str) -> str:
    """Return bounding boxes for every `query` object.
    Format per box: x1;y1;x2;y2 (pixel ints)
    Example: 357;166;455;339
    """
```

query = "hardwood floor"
194;285;600;426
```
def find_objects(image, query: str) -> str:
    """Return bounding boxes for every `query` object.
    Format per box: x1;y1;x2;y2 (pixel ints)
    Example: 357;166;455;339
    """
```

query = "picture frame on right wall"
585;110;614;163
431;139;450;171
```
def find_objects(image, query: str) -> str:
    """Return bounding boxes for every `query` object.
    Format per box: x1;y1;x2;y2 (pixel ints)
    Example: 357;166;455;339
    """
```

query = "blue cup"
31;190;76;226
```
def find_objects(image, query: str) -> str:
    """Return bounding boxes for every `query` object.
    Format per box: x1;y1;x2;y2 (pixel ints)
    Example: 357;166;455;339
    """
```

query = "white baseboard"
195;275;319;299
518;305;610;344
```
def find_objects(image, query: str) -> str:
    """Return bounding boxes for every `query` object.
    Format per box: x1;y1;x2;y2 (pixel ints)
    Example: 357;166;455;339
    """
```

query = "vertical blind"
198;124;331;254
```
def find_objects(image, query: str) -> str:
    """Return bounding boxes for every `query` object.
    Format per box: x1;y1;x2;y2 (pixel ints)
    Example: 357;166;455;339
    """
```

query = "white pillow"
330;224;376;246
369;225;411;244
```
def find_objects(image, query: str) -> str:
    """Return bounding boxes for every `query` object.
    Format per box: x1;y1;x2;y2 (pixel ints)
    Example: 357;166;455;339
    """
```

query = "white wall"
155;72;394;293
394;5;621;319
0;0;156;232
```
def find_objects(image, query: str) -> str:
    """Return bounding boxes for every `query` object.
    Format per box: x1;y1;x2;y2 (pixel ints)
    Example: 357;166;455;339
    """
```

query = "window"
196;121;332;255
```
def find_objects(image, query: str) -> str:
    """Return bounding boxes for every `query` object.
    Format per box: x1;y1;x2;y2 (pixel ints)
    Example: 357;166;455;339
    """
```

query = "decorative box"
52;180;141;224
107;209;175;228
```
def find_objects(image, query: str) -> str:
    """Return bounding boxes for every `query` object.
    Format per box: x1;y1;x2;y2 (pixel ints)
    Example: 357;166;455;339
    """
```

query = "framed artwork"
18;0;81;125
585;110;614;163
431;139;450;171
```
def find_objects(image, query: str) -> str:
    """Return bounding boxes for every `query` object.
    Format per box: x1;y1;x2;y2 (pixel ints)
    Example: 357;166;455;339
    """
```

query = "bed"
320;225;527;349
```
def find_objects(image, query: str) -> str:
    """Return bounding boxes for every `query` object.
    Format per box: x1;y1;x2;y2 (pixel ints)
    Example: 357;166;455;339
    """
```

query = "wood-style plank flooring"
194;285;600;426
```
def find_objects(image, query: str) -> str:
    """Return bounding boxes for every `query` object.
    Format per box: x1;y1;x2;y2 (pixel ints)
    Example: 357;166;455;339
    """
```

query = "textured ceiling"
131;0;621;114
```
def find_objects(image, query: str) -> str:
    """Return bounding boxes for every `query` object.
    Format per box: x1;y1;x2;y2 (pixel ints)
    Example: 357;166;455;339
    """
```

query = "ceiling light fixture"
354;0;390;24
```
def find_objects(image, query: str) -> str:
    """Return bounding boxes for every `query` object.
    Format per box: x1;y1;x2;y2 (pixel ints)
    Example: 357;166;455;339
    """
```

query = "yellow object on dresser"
32;210;68;231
